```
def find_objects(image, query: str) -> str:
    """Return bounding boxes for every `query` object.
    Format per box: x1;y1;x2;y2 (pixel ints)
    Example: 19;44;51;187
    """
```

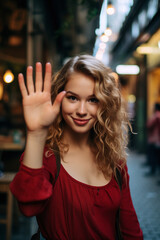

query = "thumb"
52;91;66;113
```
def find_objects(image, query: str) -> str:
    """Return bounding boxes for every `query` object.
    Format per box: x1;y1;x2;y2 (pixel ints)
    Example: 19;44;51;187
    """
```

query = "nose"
76;101;87;117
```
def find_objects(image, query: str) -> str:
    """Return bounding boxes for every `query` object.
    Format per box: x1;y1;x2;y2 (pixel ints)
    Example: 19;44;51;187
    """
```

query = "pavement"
127;151;160;240
0;151;160;240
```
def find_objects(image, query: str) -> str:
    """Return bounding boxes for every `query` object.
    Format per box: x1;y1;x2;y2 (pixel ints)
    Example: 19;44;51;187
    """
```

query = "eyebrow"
66;91;96;98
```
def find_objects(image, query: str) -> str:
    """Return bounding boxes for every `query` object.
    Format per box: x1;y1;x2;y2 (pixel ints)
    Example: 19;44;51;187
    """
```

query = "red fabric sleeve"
120;166;143;239
10;148;57;216
10;163;53;202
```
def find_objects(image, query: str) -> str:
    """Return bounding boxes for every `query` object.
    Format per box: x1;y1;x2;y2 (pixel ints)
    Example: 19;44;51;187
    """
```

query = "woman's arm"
11;163;52;216
10;62;65;216
18;62;65;169
10;150;57;217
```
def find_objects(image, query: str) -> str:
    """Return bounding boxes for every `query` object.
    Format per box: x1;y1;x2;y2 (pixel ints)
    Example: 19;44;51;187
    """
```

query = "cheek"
90;106;98;117
61;100;75;114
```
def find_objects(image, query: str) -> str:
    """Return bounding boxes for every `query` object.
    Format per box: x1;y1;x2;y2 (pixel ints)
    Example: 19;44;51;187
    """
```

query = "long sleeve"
10;149;57;217
120;166;143;239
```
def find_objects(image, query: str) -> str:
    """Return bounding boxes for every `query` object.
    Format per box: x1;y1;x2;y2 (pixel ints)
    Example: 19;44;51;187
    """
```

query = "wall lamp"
3;70;14;83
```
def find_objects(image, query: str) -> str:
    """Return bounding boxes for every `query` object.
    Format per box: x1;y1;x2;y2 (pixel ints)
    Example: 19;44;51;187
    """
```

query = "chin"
72;125;93;134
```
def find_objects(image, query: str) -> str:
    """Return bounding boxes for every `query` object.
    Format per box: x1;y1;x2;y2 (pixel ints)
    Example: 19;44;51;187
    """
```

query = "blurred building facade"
94;0;160;153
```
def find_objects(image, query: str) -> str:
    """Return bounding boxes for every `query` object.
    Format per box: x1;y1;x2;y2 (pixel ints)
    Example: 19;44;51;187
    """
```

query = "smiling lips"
72;117;90;126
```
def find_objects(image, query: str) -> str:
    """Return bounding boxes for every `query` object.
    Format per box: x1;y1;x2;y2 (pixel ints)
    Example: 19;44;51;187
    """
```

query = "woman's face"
61;72;99;135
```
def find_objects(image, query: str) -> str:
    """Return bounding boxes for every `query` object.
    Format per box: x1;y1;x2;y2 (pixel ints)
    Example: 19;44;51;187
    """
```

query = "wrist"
27;128;48;141
23;129;48;169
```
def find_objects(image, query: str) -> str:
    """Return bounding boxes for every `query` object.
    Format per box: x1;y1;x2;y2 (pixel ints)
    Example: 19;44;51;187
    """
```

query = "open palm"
18;62;65;132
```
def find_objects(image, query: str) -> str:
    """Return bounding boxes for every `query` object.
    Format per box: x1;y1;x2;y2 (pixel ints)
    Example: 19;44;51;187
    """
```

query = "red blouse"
10;149;143;240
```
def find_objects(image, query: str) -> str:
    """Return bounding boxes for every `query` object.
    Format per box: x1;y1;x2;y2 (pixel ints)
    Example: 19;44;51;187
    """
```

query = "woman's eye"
67;96;77;101
89;98;99;103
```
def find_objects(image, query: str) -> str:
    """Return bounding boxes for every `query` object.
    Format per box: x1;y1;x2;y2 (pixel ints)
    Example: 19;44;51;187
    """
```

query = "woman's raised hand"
18;62;66;133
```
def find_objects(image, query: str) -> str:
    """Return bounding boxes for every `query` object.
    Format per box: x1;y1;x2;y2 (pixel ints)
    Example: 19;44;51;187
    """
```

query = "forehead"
65;72;95;94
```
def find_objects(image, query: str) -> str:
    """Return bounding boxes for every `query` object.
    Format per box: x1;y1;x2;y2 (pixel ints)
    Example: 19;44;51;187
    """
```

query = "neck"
62;126;91;150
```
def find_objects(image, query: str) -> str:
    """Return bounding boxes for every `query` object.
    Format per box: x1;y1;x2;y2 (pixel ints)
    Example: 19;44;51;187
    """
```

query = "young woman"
10;55;143;240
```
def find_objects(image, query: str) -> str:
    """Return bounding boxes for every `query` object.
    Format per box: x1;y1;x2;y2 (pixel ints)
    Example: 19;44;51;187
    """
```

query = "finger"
52;91;66;113
43;63;52;93
27;66;34;94
35;62;43;92
18;73;28;98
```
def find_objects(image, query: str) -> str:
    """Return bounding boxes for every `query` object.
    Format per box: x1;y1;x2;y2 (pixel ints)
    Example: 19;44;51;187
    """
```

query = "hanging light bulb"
100;33;109;43
104;27;112;36
3;70;14;83
106;1;115;15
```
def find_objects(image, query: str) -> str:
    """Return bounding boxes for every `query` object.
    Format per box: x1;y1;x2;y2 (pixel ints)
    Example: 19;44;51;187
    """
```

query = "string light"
104;27;112;36
106;1;115;15
100;34;109;43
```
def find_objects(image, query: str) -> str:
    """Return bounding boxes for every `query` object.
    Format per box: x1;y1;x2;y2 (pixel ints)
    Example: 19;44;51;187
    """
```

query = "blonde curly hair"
46;55;129;178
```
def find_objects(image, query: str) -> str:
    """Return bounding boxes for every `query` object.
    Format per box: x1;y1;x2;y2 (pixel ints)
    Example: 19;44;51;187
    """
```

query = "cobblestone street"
127;151;160;240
